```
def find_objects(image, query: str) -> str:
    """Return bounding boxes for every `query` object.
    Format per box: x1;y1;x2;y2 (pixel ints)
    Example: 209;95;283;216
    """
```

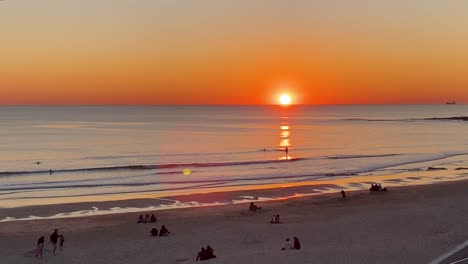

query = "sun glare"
279;94;291;105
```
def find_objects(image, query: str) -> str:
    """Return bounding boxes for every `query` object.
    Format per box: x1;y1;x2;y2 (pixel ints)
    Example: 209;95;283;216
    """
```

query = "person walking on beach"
59;233;65;251
35;236;45;259
341;190;346;198
50;229;59;255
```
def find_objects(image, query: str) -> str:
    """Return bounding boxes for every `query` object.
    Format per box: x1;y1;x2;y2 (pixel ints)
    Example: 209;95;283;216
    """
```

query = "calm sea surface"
1;105;468;213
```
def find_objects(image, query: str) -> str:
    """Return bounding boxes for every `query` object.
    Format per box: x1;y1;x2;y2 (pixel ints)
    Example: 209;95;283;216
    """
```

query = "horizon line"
0;103;465;107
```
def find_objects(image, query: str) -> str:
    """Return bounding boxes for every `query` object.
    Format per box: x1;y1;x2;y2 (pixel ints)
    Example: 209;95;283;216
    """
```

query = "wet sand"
1;180;468;264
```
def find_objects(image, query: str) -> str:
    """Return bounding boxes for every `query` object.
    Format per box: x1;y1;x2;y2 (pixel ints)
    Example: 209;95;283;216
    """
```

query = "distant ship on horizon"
446;101;456;105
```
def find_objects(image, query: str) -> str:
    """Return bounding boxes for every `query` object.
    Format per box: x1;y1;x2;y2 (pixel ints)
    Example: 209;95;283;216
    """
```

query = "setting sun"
279;94;291;105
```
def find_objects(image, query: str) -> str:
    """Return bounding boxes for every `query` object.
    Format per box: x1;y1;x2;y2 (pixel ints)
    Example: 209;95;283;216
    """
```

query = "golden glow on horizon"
279;94;291;105
1;1;468;105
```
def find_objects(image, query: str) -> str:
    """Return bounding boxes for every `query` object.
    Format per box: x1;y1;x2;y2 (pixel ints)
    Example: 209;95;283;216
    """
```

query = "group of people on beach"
281;237;301;250
369;183;387;192
137;213;157;223
196;245;216;261
270;214;281;224
35;229;64;259
150;225;170;237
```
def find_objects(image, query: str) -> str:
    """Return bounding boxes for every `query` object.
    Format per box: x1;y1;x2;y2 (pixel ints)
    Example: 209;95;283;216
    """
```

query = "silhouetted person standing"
35;236;44;258
50;229;59;255
59;234;65;251
341;190;346;198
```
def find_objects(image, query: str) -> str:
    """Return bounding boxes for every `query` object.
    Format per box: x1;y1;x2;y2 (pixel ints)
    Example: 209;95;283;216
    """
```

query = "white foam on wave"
0;201;228;223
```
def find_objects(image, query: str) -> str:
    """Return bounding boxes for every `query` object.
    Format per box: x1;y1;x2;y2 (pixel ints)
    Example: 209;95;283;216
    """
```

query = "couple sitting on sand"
369;183;387;192
150;225;170;237
270;214;281;224
249;202;261;212
281;237;301;250
138;213;157;223
196;245;216;261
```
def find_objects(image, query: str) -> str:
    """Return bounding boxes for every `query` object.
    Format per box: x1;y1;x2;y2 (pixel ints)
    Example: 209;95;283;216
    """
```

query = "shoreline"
1;168;467;222
1;177;468;263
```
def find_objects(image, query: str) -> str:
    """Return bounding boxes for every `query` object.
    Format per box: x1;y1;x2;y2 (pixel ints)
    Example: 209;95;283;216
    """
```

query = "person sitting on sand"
150;214;157;223
35;236;45;259
281;238;293;250
196;247;206;261
159;225;170;236
270;214;281;223
144;214;150;223
137;214;144;223
249;202;261;212
151;227;158;236
293;237;301;250
206;245;216;259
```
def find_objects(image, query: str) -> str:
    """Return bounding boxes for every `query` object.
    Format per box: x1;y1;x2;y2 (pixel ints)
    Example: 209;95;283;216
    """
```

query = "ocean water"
1;105;468;213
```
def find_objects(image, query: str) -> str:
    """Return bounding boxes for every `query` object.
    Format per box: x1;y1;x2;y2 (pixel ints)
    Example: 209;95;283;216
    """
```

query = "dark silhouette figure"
249;202;261;212
144;214;150;223
196;247;206;261
36;161;41;165
59;234;65;251
196;245;216;261
150;214;157;223
35;236;45;258
159;225;170;236
270;214;281;223
285;147;289;155
137;214;144;223
341;190;346;198
50;229;59;255
150;227;158;236
206;245;216;259
369;184;388;192
293;237;301;250
49;169;53;175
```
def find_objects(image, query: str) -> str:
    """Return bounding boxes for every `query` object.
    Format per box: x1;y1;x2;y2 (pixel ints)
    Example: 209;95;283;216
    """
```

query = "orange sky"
1;1;468;105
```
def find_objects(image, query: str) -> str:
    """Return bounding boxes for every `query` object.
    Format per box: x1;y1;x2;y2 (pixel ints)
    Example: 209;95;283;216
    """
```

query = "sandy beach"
1;180;468;264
